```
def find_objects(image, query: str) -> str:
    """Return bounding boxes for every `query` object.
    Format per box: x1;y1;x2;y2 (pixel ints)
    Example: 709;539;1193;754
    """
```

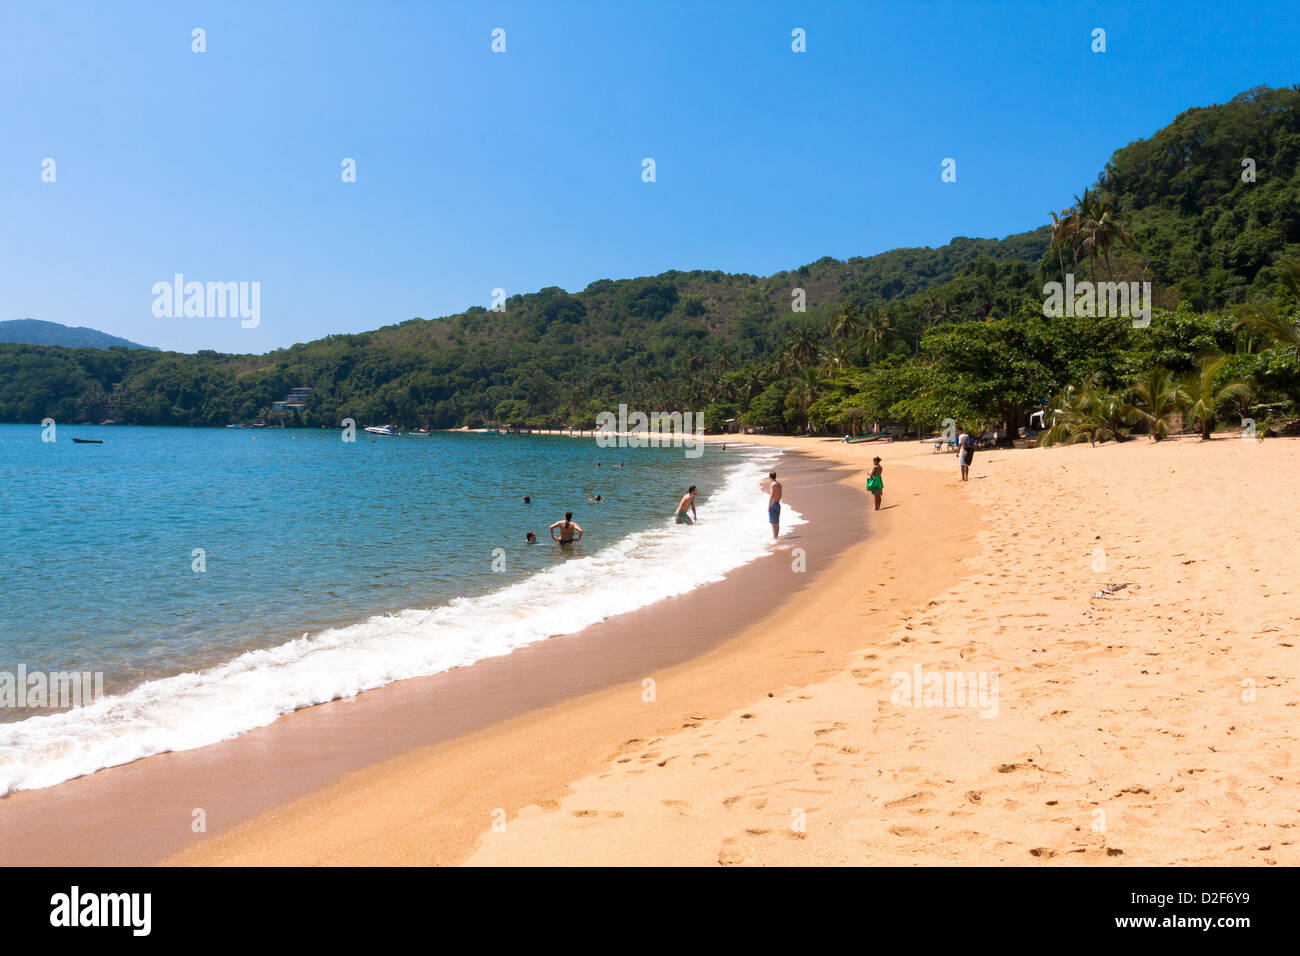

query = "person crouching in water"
675;485;697;525
867;457;883;511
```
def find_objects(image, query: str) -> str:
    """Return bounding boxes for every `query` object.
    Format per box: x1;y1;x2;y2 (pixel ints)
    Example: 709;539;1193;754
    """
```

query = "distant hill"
0;319;155;351
0;85;1297;429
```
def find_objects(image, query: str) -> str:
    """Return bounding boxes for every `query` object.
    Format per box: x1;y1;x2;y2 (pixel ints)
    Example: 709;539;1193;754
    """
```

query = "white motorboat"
364;424;399;436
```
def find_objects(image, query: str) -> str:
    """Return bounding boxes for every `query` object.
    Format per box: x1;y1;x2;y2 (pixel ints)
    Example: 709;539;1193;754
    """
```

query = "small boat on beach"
364;424;398;437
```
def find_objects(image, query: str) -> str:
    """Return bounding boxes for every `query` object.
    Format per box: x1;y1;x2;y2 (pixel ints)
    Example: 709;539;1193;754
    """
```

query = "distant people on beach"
767;471;782;539
526;532;537;543
675;485;697;525
550;512;583;545
956;426;972;481
867;457;883;510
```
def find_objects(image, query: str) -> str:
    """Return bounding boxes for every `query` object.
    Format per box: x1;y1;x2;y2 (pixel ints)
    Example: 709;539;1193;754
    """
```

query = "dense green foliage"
3;86;1299;438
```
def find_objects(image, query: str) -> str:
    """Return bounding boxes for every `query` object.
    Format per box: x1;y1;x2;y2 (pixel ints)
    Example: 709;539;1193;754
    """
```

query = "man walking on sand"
956;426;972;482
767;471;782;539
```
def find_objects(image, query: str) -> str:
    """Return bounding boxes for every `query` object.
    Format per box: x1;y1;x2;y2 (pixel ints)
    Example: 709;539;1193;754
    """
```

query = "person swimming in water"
549;511;583;545
526;531;537;543
675;485;697;525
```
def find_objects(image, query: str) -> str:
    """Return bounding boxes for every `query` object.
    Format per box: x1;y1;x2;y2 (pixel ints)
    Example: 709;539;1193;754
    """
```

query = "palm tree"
1276;255;1300;309
1049;208;1075;285
1235;257;1300;359
1069;187;1135;283
829;303;862;344
1179;355;1254;440
817;340;853;379
1040;375;1136;446
861;310;893;360
1128;367;1183;440
779;323;821;373
786;368;822;431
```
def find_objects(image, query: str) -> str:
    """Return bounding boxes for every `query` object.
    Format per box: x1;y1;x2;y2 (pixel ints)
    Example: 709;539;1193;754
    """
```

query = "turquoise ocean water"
0;425;797;792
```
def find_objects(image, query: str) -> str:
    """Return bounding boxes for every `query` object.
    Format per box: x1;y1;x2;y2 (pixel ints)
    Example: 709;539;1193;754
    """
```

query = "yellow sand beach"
172;434;1299;866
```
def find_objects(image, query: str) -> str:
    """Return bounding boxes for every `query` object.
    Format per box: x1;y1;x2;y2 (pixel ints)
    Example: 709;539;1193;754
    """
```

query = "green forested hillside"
3;85;1298;439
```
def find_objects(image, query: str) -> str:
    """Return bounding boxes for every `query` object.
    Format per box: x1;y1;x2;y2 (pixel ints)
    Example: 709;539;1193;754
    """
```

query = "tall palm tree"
861;310;893;360
780;323;821;373
829;303;862;344
786;367;823;432
1128;367;1183;440
817;340;853;379
1179;355;1254;441
1049;208;1075;285
1069;187;1135;283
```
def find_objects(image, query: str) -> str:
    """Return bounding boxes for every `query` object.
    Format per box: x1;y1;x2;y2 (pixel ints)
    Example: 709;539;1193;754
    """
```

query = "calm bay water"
0;425;796;792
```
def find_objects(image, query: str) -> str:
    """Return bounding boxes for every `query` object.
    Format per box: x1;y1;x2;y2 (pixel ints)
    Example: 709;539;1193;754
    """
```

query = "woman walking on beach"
867;457;883;510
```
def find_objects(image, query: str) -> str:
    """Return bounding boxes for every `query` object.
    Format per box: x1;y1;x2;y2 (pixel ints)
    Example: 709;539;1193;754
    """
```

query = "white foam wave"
0;450;800;794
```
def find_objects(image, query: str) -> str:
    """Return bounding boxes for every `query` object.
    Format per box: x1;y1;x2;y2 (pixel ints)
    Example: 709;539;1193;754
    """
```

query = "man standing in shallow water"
767;471;782;539
549;511;583;545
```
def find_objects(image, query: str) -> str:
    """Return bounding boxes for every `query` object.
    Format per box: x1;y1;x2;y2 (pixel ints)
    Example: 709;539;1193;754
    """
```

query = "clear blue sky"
1;1;1295;353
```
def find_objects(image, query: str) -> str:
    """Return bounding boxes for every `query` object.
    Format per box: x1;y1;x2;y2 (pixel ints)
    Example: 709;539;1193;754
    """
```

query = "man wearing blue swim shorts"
767;471;782;540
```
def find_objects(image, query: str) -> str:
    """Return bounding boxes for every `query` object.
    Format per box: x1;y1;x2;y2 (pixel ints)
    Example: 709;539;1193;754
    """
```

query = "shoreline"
162;435;964;865
0;443;887;865
176;433;1300;866
467;436;1300;866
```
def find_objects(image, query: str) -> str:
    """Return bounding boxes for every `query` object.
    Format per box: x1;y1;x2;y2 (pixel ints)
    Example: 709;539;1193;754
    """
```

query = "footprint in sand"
883;791;933;809
888;825;927;838
718;838;746;865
